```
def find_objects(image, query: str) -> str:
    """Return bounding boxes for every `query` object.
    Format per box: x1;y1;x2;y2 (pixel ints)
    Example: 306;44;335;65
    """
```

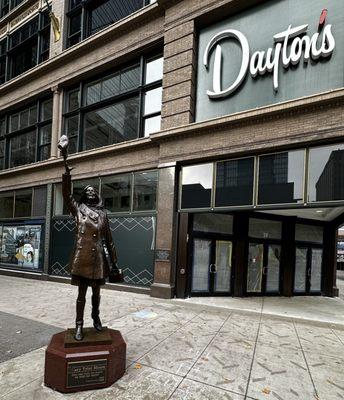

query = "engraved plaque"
67;359;107;388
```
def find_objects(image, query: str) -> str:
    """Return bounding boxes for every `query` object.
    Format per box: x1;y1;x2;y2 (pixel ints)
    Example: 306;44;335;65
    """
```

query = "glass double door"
247;242;281;295
191;237;232;295
294;246;322;294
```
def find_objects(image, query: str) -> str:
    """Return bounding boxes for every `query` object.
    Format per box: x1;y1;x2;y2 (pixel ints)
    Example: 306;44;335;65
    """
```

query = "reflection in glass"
145;57;163;84
193;213;233;235
258;150;304;204
32;187;47;217
133;171;158;211
15;189;32;217
309;144;344;202
181;164;213;209
144;87;162;115
247;243;263;293
144;115;161;136
310;248;322;292
67;89;80;112
191;239;211;292
10;130;36;168
40;99;53;121
249;218;282;240
0;192;14;218
214;240;232;292
84;97;139;150
266;245;280;292
216;158;254;206
295;224;323;244
294;247;307;293
102;175;131;212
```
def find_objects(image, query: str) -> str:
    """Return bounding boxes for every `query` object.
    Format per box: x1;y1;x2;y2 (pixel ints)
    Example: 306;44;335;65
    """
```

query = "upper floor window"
67;0;156;47
63;54;162;153
0;11;50;84
0;97;52;170
0;0;25;19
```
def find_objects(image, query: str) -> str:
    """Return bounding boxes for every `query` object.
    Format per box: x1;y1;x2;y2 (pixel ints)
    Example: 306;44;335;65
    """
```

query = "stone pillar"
50;86;62;159
161;19;196;130
150;165;177;299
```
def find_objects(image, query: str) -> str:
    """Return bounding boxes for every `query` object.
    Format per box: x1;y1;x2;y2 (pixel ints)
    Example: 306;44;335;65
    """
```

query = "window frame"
63;53;163;154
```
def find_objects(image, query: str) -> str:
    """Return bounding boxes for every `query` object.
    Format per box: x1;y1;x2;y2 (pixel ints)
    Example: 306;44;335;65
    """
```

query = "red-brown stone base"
44;328;126;393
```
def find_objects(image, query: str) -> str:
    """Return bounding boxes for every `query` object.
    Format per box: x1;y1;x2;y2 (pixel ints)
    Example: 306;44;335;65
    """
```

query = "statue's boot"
91;295;102;331
74;299;85;341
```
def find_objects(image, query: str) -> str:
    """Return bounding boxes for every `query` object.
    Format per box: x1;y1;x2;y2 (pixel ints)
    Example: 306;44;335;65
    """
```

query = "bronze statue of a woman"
58;135;121;341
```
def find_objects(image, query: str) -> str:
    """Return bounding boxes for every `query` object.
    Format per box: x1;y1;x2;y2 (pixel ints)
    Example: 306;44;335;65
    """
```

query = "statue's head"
80;185;103;208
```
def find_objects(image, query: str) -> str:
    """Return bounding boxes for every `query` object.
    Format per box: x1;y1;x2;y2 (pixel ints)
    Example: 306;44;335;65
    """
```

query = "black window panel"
65;115;79;154
32;186;47;216
102;174;131;212
181;164;213;209
0;140;4;170
309;144;344;202
14;189;32;217
83;96;140;150
41;99;53;121
10;40;38;79
66;89;80;112
133;171;158;211
258;151;304;205
216;158;254;207
10;130;36;168
88;0;145;36
0;192;13;218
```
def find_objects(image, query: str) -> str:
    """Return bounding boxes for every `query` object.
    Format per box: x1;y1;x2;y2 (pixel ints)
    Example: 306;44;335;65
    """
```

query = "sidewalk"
0;275;343;400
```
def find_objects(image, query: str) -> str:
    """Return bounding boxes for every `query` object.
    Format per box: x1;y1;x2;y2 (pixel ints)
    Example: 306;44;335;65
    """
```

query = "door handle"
209;264;217;273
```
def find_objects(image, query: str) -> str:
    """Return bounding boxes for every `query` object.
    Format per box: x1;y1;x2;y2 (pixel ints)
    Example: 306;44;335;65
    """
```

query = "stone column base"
150;283;175;299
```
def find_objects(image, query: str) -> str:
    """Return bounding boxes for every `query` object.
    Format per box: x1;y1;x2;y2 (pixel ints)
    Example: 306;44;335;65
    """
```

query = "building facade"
0;0;343;299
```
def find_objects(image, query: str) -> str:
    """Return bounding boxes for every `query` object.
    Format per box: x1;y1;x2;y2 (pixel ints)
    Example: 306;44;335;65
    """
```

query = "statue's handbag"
102;241;124;283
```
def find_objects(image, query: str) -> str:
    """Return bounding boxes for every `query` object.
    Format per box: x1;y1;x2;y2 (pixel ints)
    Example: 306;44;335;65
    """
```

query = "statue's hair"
79;185;104;209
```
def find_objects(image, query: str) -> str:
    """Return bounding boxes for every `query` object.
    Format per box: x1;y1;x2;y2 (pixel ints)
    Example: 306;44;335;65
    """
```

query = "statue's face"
85;186;97;201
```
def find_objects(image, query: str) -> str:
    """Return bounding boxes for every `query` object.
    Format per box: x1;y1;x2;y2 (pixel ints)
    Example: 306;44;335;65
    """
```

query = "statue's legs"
75;280;88;341
91;284;102;331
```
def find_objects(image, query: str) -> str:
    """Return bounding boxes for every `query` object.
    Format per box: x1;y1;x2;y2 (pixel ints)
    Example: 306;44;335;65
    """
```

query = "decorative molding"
10;1;39;30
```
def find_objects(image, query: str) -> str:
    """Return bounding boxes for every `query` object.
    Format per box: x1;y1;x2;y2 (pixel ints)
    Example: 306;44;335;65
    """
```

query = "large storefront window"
0;97;52;169
67;0;156;47
0;11;50;84
63;55;162;153
53;170;158;215
258;150;304;205
216;157;254;207
308;144;344;202
181;164;213;209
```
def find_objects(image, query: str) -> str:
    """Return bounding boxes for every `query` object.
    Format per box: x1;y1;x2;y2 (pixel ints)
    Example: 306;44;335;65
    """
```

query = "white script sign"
203;22;336;99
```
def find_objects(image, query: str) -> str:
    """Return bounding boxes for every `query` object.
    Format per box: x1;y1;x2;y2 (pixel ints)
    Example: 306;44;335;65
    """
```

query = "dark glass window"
14;189;32;217
258;151;304;205
63;55;162;153
0;192;14;218
295;224;323;244
1;0;24;18
215;157;254;207
67;0;153;47
181;164;213;209
84;97;140;149
32;186;47;216
193;214;233;235
102;174;131;212
0;12;50;84
308;144;344;202
10;130;36;168
133;171;158;211
1;97;52;169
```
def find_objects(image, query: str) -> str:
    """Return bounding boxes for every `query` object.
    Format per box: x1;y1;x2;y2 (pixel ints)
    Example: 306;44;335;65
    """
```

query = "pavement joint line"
166;311;233;400
331;327;344;345
292;320;319;399
134;310;204;365
244;298;264;399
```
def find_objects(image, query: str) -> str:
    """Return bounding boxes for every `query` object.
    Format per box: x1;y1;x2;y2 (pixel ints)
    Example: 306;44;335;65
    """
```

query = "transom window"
0;97;53;170
0;11;50;84
63;54;162;153
0;0;24;19
67;0;156;47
